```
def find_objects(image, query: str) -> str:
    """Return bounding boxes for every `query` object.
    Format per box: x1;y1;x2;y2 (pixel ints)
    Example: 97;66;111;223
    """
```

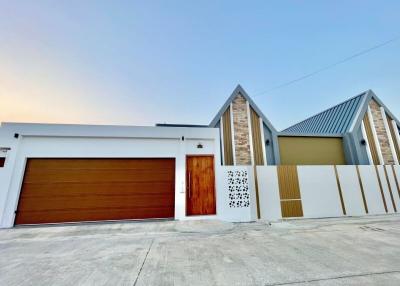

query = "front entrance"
186;155;216;216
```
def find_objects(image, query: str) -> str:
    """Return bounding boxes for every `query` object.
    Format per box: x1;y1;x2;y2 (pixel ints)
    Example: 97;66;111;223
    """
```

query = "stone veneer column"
232;94;252;165
369;100;395;164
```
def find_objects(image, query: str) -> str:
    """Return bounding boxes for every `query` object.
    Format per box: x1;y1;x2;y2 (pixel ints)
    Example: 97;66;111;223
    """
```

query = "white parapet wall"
256;166;281;221
297;166;343;218
256;165;400;221
216;166;257;222
336;166;365;216
357;166;386;215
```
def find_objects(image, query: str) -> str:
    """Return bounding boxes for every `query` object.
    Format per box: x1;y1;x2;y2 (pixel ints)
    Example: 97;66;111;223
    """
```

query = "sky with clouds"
1;0;399;130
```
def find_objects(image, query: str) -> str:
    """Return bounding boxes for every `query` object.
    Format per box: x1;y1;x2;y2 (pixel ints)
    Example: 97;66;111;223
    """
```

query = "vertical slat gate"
277;166;303;218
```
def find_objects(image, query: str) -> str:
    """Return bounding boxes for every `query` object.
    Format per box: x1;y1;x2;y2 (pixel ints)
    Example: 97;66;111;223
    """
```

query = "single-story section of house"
0;123;233;227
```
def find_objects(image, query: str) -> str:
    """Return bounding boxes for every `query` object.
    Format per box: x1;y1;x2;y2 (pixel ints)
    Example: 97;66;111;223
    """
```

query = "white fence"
256;165;400;221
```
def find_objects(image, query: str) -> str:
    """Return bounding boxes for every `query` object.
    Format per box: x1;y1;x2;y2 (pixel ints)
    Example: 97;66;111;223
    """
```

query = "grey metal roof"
282;92;368;135
209;85;277;133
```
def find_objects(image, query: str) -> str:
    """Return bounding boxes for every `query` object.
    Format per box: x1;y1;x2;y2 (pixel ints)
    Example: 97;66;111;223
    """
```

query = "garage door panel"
24;169;174;184
27;158;175;170
20;182;174;197
15;158;175;225
17;194;174;211
16;207;175;224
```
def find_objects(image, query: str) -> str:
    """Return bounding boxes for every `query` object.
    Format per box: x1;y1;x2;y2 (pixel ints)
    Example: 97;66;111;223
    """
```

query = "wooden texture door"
186;156;216;216
15;158;175;225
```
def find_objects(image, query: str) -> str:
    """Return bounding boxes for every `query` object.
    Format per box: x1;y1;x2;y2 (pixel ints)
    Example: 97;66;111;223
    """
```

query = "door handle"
188;171;191;198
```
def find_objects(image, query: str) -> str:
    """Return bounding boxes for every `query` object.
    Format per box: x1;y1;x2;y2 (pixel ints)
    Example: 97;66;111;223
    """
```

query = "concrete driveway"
1;215;400;286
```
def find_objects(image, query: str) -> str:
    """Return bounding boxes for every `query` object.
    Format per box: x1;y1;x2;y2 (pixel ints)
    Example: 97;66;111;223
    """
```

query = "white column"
392;120;400;163
246;101;254;166
367;106;384;165
380;107;399;165
259;118;268;165
361;119;373;164
219;116;225;165
229;103;236;166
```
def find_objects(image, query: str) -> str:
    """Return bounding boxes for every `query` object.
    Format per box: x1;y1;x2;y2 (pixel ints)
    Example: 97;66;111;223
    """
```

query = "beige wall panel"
278;136;346;165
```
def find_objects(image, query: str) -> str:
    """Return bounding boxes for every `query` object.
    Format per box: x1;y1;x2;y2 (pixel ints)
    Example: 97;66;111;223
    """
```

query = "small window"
0;157;5;167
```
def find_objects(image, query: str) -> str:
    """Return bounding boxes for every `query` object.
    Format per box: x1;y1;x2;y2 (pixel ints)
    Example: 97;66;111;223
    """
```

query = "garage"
14;158;175;225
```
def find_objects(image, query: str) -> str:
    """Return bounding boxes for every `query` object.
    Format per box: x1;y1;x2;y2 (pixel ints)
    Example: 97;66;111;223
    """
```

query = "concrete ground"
1;215;400;286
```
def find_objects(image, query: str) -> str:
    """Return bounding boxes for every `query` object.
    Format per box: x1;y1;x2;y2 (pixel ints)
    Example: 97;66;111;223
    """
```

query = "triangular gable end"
209;85;277;134
350;90;400;133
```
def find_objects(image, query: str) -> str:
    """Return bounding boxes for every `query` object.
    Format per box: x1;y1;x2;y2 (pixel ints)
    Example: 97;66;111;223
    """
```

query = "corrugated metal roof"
283;92;367;134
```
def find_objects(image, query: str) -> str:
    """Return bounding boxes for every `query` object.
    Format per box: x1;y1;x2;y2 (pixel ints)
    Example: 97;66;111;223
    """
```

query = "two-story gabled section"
209;85;280;166
281;90;400;165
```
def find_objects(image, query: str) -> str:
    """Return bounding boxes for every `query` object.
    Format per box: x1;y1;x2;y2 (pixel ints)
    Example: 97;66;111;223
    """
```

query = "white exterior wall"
256;166;281;221
385;166;400;209
297;166;343;218
0;123;224;228
336;166;365;216
357;166;386;215
376;166;395;213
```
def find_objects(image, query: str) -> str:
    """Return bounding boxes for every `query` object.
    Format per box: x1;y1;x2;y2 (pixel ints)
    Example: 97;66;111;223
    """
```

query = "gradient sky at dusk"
1;1;399;130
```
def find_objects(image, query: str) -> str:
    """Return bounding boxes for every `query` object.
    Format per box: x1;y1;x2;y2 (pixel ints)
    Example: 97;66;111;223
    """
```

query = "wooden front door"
186;155;216;216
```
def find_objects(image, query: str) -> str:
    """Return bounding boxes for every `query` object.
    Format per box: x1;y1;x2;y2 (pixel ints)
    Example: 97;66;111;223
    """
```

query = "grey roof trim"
369;90;400;126
278;133;344;138
209;85;277;133
348;90;373;132
349;90;400;132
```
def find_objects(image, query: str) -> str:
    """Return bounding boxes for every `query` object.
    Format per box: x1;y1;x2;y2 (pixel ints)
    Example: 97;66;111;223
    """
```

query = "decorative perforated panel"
228;170;250;208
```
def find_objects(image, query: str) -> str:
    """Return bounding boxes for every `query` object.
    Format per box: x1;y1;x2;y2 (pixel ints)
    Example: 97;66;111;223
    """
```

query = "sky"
0;1;399;130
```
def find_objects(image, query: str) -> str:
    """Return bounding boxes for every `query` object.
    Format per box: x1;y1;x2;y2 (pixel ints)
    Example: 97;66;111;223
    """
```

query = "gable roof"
209;85;277;133
282;90;400;135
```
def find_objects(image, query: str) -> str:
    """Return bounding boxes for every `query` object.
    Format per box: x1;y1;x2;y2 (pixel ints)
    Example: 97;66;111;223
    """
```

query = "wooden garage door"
15;158;175;225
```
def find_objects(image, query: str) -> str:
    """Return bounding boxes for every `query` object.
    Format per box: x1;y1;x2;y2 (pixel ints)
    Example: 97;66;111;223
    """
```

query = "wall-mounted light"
197;143;203;149
360;139;367;146
265;139;270;146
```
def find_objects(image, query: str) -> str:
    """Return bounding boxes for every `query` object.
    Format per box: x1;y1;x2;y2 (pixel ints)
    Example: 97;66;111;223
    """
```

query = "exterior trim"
356;166;368;213
380;107;399;165
259;118;268;165
367;106;384;164
220;117;225;165
361;119;373;164
334;165;346;215
246;101;254;165
391;120;400;164
229;103;236;166
383;166;397;212
375;166;388;212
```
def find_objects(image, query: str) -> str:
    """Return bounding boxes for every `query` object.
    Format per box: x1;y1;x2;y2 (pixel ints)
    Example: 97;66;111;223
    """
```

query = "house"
0;85;399;228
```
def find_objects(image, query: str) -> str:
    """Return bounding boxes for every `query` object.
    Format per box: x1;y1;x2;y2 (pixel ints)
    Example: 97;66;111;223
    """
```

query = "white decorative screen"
228;170;250;208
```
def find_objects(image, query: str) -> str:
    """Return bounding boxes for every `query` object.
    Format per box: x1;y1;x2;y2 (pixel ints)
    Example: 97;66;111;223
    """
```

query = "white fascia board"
230;103;237;166
380;107;399;165
246;101;254;166
259;118;268;165
0;123;219;141
391;120;400;163
220;116;225;165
